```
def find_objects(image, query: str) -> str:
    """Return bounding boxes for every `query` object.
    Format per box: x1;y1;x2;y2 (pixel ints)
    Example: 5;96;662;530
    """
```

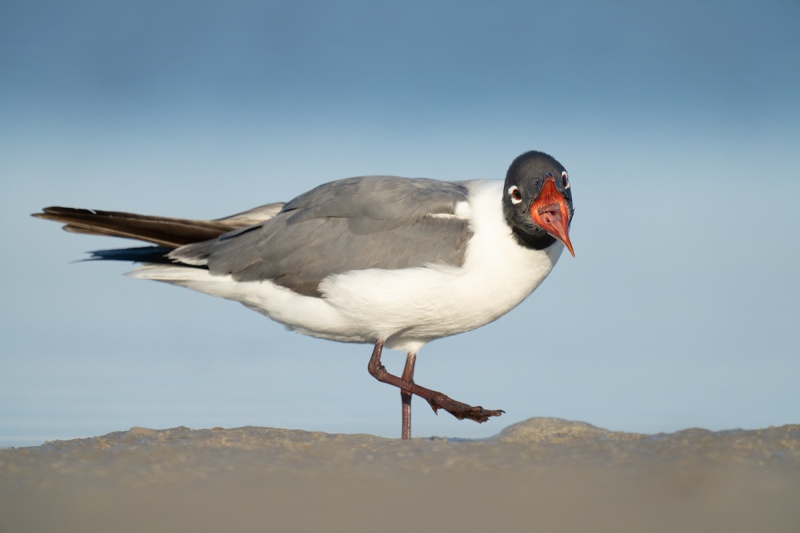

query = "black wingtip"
85;246;208;270
87;246;175;264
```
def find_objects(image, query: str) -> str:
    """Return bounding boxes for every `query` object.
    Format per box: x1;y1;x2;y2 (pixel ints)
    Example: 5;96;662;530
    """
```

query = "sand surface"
2;418;798;532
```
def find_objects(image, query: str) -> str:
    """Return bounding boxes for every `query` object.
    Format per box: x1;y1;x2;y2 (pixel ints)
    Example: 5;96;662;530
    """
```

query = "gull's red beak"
530;178;574;256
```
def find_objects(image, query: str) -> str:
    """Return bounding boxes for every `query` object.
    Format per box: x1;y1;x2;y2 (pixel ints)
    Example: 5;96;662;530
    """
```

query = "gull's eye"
507;185;523;205
561;170;570;189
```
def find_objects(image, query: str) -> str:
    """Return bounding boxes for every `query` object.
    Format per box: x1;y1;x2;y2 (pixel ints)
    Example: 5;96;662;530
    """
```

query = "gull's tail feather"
32;203;286;249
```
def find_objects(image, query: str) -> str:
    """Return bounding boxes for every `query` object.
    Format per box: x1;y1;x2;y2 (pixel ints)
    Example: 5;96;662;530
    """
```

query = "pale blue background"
2;0;798;446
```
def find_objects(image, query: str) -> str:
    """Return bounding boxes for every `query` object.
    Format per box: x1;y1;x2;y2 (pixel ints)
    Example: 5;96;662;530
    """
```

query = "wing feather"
171;176;473;296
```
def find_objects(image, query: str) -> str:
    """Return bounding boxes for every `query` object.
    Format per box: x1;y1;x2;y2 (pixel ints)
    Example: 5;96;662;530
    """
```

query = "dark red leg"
367;341;503;439
400;352;417;440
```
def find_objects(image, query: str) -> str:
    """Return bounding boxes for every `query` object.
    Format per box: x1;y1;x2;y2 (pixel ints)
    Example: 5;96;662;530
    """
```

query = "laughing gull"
34;150;574;439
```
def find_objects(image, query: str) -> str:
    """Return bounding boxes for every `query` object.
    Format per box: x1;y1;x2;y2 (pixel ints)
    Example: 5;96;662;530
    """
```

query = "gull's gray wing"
171;176;473;297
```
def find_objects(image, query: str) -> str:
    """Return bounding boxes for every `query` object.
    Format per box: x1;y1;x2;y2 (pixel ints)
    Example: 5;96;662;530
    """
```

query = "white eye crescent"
561;170;570;189
507;185;523;204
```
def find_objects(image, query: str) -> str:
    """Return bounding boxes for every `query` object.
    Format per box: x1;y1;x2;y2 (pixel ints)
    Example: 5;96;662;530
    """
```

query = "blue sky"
2;0;799;446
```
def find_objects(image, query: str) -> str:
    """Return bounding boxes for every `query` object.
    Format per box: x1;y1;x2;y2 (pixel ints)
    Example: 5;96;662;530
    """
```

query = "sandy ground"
1;418;798;533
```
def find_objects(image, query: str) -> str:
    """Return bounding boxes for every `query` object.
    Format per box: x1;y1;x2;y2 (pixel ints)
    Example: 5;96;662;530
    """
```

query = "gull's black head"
502;150;575;255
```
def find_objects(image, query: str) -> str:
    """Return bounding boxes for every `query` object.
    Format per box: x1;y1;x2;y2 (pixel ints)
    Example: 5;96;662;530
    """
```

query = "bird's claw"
426;395;504;423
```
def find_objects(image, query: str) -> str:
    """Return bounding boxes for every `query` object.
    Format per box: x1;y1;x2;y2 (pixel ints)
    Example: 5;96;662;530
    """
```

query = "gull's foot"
367;340;504;427
426;394;504;423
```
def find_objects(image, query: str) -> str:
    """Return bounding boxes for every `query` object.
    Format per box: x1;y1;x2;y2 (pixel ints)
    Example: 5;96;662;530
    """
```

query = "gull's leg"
400;352;417;440
367;341;503;439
